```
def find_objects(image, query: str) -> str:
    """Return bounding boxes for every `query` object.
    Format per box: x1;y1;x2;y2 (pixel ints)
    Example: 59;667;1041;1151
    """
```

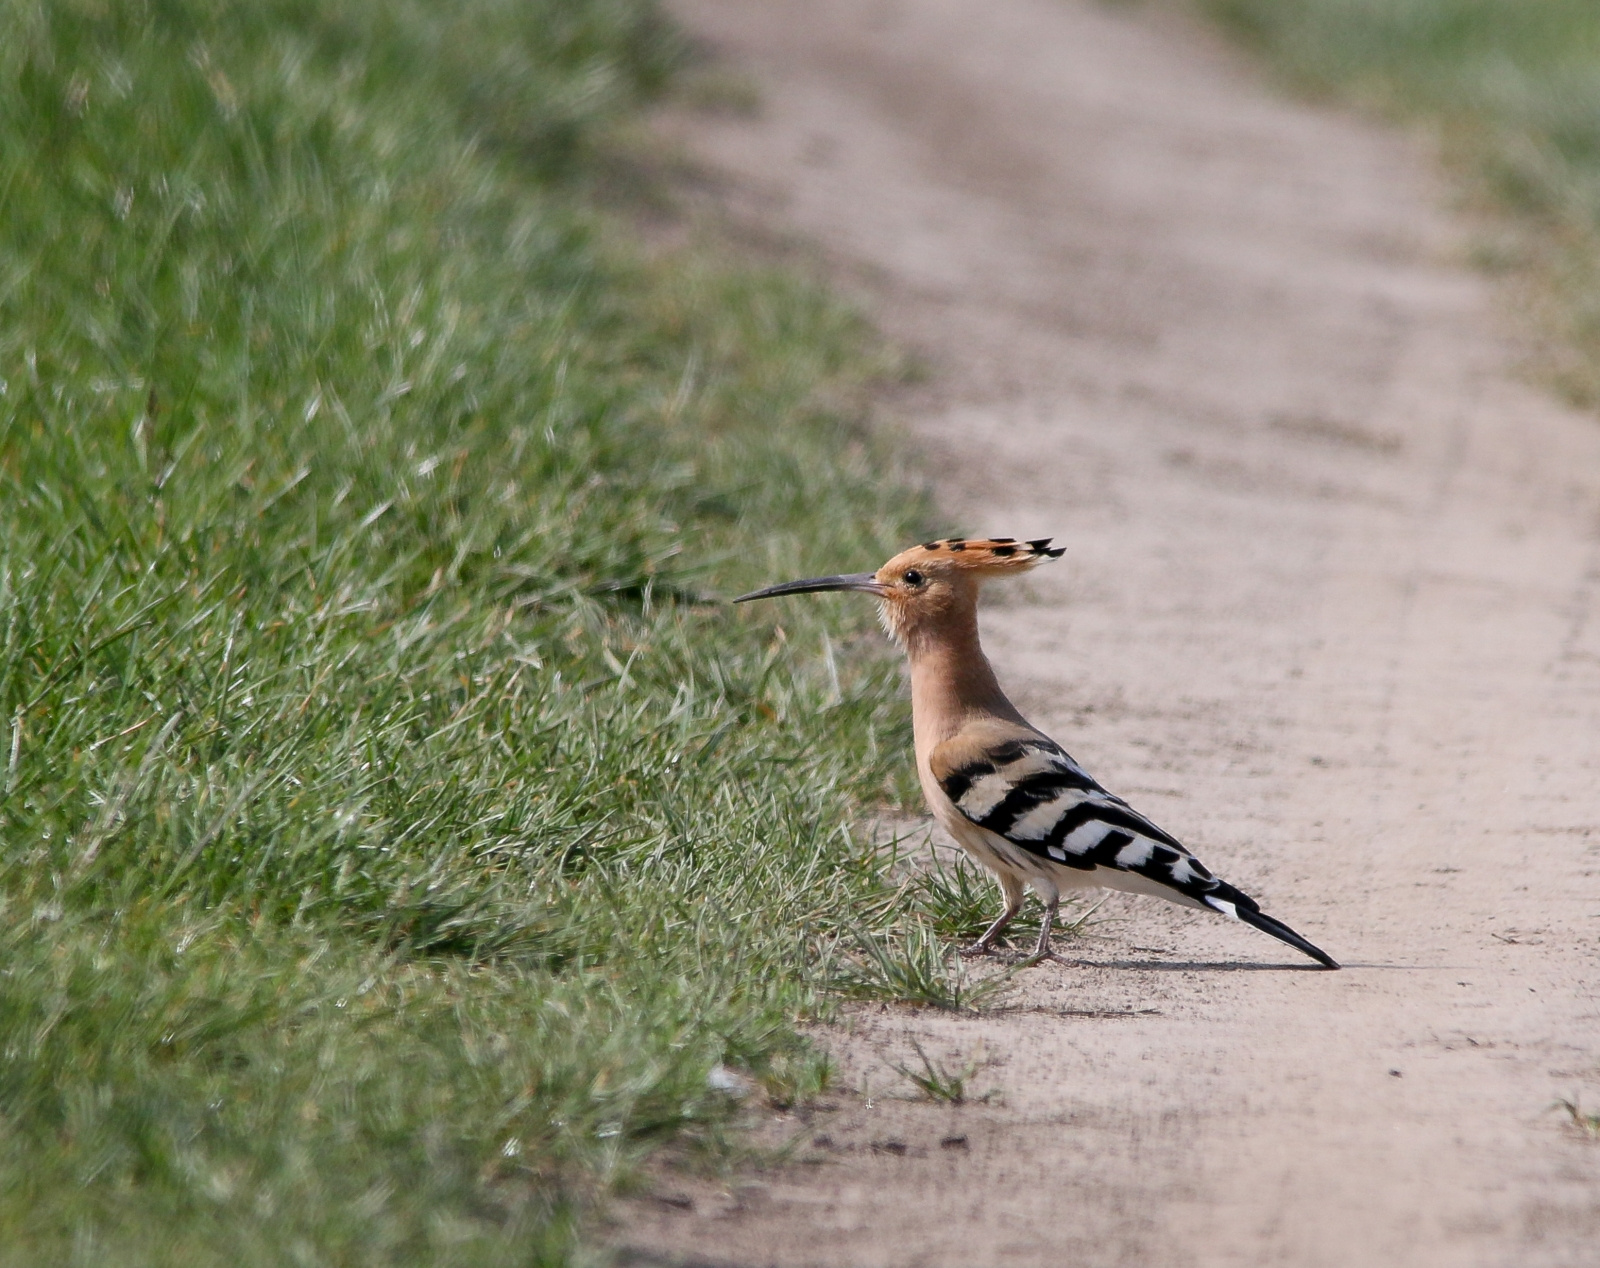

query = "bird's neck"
905;608;1029;764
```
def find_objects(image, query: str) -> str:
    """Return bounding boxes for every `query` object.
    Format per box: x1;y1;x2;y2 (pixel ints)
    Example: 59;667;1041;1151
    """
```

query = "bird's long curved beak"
733;572;887;603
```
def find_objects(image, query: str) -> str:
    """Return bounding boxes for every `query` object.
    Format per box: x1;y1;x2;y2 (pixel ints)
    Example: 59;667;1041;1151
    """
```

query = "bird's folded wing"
930;728;1230;908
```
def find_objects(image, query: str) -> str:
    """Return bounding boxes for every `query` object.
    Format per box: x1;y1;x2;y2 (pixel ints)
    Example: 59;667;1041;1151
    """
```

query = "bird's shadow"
1064;958;1411;973
1071;958;1331;972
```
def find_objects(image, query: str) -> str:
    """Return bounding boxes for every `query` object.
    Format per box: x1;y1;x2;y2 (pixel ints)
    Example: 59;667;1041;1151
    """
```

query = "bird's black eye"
903;570;925;587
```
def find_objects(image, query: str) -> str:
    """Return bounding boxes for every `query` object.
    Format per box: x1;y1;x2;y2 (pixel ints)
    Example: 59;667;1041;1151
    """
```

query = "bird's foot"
957;941;1000;959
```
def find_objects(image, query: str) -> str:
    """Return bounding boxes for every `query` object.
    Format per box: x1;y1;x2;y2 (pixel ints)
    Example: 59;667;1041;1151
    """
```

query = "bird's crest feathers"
880;537;1063;581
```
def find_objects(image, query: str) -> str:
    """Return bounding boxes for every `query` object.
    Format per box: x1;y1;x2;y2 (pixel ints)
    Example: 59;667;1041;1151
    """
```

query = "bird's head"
734;537;1064;647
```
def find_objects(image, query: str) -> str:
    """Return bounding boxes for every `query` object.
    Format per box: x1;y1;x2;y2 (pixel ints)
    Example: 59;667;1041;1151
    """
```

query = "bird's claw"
957;942;999;959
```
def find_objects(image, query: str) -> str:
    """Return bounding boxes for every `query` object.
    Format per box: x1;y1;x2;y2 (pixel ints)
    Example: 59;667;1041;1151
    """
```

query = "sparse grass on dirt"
0;0;1017;1262
1554;1097;1600;1137
892;1039;990;1104
827;922;1014;1012
904;848;1097;948
1199;0;1600;403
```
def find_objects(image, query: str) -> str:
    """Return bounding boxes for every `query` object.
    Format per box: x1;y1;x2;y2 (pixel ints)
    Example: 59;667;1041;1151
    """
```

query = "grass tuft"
827;923;1014;1012
1554;1098;1600;1137
892;1039;990;1104
905;849;1099;948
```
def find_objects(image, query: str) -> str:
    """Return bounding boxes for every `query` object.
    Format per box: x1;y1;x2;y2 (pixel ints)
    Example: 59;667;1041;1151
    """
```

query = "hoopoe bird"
736;537;1338;969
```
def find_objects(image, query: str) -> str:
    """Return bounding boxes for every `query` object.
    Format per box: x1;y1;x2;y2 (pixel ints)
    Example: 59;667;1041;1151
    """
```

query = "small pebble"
706;1064;752;1096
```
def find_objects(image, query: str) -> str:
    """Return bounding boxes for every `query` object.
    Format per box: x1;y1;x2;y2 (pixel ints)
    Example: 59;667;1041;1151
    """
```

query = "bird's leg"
959;873;1025;957
960;901;1019;957
1020;892;1073;968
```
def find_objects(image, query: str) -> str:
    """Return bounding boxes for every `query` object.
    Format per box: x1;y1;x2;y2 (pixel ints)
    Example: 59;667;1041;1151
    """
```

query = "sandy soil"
620;1;1600;1263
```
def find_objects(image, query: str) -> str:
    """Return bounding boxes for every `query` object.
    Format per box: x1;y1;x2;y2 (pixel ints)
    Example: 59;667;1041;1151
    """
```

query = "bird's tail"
1204;883;1339;970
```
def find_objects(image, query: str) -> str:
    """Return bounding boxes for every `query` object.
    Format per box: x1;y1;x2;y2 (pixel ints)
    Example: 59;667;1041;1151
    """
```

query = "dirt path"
625;2;1600;1264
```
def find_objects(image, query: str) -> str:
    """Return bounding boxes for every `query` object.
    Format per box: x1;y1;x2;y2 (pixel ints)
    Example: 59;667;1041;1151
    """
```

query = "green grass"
904;847;1096;949
826;922;1014;1012
1198;0;1600;401
891;1039;991;1104
1555;1097;1600;1137
0;0;999;1261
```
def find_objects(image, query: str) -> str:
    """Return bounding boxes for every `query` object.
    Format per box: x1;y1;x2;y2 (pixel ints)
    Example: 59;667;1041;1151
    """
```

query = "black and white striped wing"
931;733;1339;968
933;735;1227;907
